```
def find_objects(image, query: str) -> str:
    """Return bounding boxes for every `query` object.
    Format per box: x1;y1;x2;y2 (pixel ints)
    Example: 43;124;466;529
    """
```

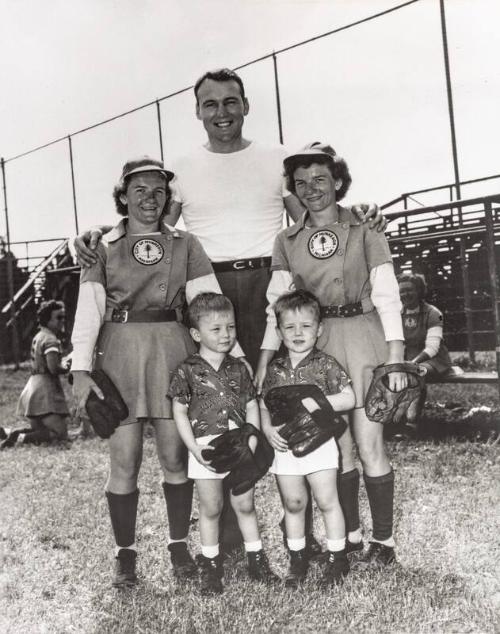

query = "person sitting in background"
398;273;452;378
1;300;70;449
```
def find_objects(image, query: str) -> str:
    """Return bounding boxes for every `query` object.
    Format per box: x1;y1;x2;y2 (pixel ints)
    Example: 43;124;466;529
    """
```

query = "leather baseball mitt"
85;369;129;439
201;423;274;495
364;362;425;425
264;384;346;457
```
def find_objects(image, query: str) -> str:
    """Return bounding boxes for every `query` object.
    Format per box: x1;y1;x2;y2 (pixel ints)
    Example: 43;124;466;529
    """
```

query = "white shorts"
270;437;339;476
188;434;228;481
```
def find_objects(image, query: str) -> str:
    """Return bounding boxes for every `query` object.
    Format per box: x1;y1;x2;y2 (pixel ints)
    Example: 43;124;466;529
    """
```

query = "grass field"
1;368;499;634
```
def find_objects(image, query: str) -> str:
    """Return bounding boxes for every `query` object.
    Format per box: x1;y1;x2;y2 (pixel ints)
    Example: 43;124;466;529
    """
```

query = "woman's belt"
105;308;180;323
321;297;374;318
211;257;271;273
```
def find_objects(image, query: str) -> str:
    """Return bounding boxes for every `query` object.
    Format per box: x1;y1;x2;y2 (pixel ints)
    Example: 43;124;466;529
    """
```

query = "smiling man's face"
195;79;249;152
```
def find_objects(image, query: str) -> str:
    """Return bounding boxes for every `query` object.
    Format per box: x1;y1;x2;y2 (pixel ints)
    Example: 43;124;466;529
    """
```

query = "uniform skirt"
317;310;388;409
17;374;69;417
95;321;195;424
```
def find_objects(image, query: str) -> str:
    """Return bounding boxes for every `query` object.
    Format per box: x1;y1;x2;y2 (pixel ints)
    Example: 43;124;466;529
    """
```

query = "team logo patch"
308;230;339;259
404;315;418;330
132;239;164;265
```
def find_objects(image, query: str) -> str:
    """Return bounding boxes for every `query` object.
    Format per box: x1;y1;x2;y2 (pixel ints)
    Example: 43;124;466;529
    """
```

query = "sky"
0;0;499;262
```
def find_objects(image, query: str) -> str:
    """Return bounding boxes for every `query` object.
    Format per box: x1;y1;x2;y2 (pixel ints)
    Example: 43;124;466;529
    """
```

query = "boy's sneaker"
247;550;280;583
346;539;364;555
284;549;309;588
321;550;350;586
198;555;223;595
357;542;396;568
112;549;137;588
168;542;197;579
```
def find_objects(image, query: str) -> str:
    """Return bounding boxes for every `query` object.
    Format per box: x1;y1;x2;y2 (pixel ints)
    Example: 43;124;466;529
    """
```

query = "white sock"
17;433;26;445
373;536;395;547
115;543;136;556
348;529;362;544
201;544;219;559
287;537;306;551
327;538;346;552
244;540;262;553
168;537;187;546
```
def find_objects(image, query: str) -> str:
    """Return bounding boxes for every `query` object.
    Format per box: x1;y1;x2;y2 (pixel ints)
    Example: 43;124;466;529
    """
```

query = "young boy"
259;290;356;587
1;300;70;450
168;292;278;595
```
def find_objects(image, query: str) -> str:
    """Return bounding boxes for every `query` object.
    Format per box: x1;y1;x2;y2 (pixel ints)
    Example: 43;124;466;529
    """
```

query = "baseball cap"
283;142;337;172
120;156;174;183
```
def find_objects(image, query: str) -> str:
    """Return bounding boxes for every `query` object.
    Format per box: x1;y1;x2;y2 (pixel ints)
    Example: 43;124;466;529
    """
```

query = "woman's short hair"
273;289;321;326
188;292;234;328
397;272;427;301
112;157;172;216
284;142;352;202
37;300;65;326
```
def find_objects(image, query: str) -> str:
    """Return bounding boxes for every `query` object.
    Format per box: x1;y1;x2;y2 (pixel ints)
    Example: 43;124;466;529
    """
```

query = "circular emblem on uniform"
404;315;418;330
308;230;339;259
132;239;164;265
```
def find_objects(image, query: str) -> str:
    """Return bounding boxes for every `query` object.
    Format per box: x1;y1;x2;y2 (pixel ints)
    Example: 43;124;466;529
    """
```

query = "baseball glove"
201;423;274;495
264;384;347;457
85;369;129;439
364;362;425;425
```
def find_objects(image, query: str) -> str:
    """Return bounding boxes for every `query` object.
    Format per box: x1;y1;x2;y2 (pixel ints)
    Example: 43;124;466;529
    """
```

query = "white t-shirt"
170;141;290;262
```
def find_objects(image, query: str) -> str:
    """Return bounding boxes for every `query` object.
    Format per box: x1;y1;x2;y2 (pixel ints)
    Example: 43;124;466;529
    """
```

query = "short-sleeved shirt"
403;302;451;372
261;348;351;400
271;207;392;306
80;219;213;312
30;327;62;375
168;353;256;438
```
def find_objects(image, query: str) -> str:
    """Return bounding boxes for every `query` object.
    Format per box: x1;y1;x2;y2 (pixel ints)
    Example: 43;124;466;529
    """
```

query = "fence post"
1;157;20;368
272;52;284;146
156;101;164;162
68;135;79;235
484;201;500;396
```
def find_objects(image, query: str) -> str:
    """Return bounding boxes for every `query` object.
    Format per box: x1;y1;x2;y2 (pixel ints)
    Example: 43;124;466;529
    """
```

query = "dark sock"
220;479;243;548
338;468;361;534
162;480;193;541
20;429;52;445
106;489;139;548
363;469;395;541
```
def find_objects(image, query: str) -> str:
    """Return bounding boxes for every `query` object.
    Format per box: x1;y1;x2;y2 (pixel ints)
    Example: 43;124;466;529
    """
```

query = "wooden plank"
428;371;498;385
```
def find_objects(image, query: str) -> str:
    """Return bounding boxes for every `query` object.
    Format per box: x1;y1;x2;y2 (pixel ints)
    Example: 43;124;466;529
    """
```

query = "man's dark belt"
105;308;179;324
211;257;271;273
321;298;374;319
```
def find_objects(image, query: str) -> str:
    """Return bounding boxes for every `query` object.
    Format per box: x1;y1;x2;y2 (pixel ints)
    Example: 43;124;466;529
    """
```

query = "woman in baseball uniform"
398;272;452;378
256;143;407;568
71;157;234;587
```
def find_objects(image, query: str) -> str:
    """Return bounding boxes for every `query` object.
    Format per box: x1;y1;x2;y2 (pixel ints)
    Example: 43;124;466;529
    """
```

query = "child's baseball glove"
364;362;425;425
85;369;129;439
264;384;346;457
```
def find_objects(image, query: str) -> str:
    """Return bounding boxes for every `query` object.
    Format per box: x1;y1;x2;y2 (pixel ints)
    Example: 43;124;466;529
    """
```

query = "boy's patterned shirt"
261;347;351;399
168;353;256;438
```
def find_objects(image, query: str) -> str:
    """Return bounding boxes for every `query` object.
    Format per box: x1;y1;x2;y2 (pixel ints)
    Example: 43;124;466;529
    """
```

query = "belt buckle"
112;309;128;323
232;260;246;270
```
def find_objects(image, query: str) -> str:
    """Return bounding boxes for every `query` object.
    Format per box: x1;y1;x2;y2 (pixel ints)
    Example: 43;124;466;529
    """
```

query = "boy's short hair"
188;292;234;328
274;290;321;326
37;300;65;326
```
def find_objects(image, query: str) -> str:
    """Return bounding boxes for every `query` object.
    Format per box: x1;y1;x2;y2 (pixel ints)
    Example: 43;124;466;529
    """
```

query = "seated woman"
397;273;452;378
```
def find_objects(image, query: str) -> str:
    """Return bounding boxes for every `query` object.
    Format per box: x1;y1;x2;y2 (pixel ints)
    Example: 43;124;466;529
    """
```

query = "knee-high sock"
363;470;394;541
162;480;193;541
338;468;360;533
105;489;139;548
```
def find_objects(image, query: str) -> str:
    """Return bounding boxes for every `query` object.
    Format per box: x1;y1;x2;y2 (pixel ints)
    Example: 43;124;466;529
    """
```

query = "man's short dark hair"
38;300;65;327
274;290;321;326
194;68;246;103
188;292;235;328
